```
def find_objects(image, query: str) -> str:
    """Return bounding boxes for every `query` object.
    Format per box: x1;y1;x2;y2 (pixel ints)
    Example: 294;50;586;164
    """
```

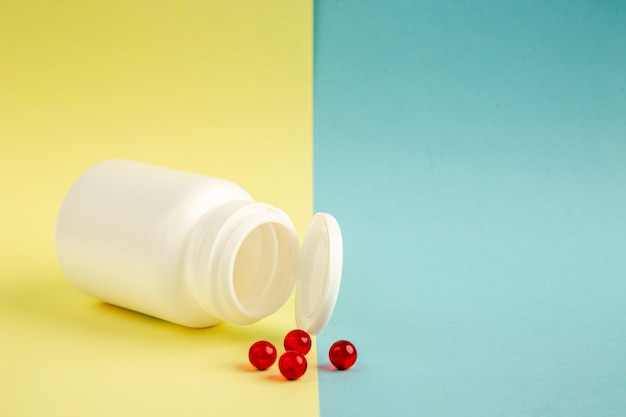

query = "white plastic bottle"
55;159;342;334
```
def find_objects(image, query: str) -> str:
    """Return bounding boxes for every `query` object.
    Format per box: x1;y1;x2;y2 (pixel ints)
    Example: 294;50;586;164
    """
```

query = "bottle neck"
185;200;299;325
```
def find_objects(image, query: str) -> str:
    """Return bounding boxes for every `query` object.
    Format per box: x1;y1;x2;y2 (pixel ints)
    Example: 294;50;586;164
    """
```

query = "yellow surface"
0;1;315;416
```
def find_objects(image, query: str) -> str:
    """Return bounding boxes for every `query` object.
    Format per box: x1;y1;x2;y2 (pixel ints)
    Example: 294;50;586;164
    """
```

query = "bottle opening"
189;201;299;325
230;221;297;320
232;223;278;310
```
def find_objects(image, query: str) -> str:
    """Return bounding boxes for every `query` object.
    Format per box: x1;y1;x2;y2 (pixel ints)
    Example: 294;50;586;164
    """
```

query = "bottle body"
55;160;298;327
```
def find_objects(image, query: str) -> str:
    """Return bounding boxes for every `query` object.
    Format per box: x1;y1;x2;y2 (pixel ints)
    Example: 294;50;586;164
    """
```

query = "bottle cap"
294;212;343;335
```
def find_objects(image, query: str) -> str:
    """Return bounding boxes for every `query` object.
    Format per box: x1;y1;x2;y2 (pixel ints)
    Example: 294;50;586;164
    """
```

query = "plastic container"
55;159;342;334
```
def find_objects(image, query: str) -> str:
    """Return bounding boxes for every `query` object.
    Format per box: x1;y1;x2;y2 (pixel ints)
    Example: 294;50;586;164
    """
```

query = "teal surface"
314;1;626;416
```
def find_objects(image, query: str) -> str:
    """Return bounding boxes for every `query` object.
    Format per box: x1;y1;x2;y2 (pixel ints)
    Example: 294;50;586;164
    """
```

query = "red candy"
248;340;277;370
249;333;357;380
329;340;357;370
283;329;312;355
278;350;308;380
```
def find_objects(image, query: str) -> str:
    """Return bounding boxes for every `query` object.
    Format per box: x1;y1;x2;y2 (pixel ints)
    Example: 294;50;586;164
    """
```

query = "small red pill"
248;340;277;370
329;340;357;370
278;350;308;380
283;329;312;355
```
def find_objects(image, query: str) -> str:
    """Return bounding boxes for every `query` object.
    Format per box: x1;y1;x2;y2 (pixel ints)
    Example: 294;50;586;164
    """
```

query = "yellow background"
0;1;316;415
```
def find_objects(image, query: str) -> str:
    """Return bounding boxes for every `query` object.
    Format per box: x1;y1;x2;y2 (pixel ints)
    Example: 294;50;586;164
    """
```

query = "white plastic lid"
294;212;343;335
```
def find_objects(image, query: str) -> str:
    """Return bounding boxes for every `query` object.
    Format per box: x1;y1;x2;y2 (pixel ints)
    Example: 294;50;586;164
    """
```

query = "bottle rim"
186;201;298;325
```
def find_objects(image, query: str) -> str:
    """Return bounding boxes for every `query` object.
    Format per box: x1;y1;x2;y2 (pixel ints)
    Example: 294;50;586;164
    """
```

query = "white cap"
293;212;343;335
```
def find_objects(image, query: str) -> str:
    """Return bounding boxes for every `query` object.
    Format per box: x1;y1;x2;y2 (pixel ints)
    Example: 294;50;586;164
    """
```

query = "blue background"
313;1;626;416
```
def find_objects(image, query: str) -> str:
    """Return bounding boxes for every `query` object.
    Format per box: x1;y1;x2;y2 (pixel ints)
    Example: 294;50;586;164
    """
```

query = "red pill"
283;329;312;355
278;350;308;380
248;340;277;370
329;340;357;370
